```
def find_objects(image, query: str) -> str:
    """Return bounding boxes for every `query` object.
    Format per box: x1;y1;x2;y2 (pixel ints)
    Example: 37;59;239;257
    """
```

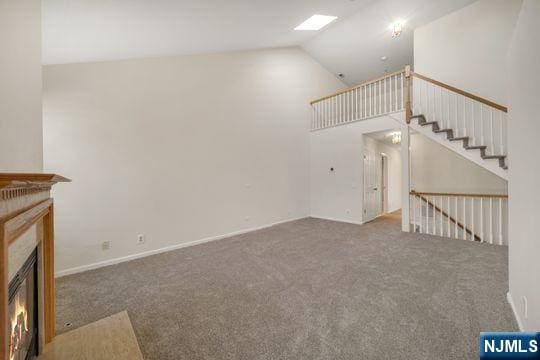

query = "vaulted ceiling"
43;0;475;83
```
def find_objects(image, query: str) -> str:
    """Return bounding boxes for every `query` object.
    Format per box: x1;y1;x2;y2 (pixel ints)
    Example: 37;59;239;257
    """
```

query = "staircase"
409;72;508;180
411;114;507;169
308;67;509;245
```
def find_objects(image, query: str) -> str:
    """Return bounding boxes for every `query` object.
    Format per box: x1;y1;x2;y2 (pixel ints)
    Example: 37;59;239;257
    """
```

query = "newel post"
402;65;412;232
405;65;412;124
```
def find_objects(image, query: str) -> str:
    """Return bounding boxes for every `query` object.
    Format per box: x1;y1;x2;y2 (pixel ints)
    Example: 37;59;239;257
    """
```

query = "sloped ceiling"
302;0;476;85
42;0;372;64
43;0;475;74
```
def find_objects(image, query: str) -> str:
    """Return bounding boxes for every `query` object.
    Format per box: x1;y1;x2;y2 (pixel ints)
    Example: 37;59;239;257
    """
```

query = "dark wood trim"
0;219;8;360
410;72;508;113
410;190;507;199
43;204;55;343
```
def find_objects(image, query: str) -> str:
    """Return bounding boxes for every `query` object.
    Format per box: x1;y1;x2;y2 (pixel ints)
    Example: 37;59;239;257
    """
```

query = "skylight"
294;15;338;31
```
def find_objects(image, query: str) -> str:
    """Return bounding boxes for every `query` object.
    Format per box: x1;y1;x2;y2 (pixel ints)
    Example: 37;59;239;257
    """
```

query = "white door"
363;148;381;222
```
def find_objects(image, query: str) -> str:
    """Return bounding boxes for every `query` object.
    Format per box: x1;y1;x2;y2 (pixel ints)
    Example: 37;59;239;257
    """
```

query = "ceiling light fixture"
390;20;404;38
391;132;402;145
295;15;338;31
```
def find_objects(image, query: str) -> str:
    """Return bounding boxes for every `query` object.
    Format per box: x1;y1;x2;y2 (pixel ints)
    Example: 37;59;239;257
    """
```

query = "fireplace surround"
1;173;69;360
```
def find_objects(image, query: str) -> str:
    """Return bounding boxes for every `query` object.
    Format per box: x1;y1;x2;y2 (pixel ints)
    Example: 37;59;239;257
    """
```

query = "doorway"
363;130;402;223
363;146;381;222
381;154;388;214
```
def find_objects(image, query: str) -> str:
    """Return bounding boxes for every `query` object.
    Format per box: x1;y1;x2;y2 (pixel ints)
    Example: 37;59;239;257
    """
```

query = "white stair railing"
411;73;508;157
410;191;508;245
310;68;406;131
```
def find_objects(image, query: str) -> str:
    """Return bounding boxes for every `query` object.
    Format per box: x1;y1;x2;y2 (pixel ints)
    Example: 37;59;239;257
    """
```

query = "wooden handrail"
410;72;508;113
414;193;481;242
310;68;406;105
410;190;508;199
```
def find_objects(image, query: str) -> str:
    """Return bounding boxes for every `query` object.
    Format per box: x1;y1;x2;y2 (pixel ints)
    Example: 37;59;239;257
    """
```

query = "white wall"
363;137;402;213
411;133;507;194
0;0;43;171
414;0;522;106
507;0;540;331
309;114;403;224
43;47;344;274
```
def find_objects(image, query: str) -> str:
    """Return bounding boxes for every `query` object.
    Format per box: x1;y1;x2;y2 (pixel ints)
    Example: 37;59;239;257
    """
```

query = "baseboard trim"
507;292;524;331
55;216;307;278
309;215;363;225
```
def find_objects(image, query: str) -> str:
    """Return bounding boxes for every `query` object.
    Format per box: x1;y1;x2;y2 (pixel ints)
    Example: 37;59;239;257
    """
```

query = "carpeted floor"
56;214;517;360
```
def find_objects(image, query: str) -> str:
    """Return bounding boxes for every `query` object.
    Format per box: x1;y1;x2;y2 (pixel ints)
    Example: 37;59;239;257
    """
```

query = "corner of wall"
507;292;524;331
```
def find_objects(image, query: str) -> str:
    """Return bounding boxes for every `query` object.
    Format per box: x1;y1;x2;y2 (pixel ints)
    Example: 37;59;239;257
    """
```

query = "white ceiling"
302;0;476;85
42;0;372;64
42;0;475;77
366;129;402;149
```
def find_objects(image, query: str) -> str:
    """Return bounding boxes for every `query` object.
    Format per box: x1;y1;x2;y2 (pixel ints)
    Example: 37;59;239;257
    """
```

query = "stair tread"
482;155;506;159
449;137;469;141
465;145;487;149
421;121;438;126
434;129;452;132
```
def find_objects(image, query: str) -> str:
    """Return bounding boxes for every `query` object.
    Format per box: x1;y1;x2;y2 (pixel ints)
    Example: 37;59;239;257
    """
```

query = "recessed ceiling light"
295;15;338;31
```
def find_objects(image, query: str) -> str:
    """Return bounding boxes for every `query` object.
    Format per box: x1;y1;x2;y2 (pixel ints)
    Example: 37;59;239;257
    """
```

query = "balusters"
394;75;398;111
490;109;494;155
439;196;443;236
400;73;405;109
431;197;436;235
480;198;484;242
462;197;466;240
471;100;475;146
500;112;505;155
480;105;485;146
471;197;475;241
384;78;387;113
439;87;443;126
454;93;458;137
489;198;494;244
447;196;451;237
498;198;503;245
364;85;367;119
378;80;381;115
455;197;458;237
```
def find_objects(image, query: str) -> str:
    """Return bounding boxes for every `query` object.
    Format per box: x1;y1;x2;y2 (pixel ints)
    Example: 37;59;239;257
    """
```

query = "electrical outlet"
523;296;528;319
137;234;145;245
101;241;110;251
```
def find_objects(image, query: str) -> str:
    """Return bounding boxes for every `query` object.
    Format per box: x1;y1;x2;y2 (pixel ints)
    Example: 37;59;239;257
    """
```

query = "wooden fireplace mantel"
0;173;70;360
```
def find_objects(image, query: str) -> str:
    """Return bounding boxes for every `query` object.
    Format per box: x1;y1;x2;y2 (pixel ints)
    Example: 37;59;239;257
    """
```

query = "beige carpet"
55;214;517;360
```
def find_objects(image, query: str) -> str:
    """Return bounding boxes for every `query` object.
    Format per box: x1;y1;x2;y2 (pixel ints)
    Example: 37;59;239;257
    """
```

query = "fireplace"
7;250;38;360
